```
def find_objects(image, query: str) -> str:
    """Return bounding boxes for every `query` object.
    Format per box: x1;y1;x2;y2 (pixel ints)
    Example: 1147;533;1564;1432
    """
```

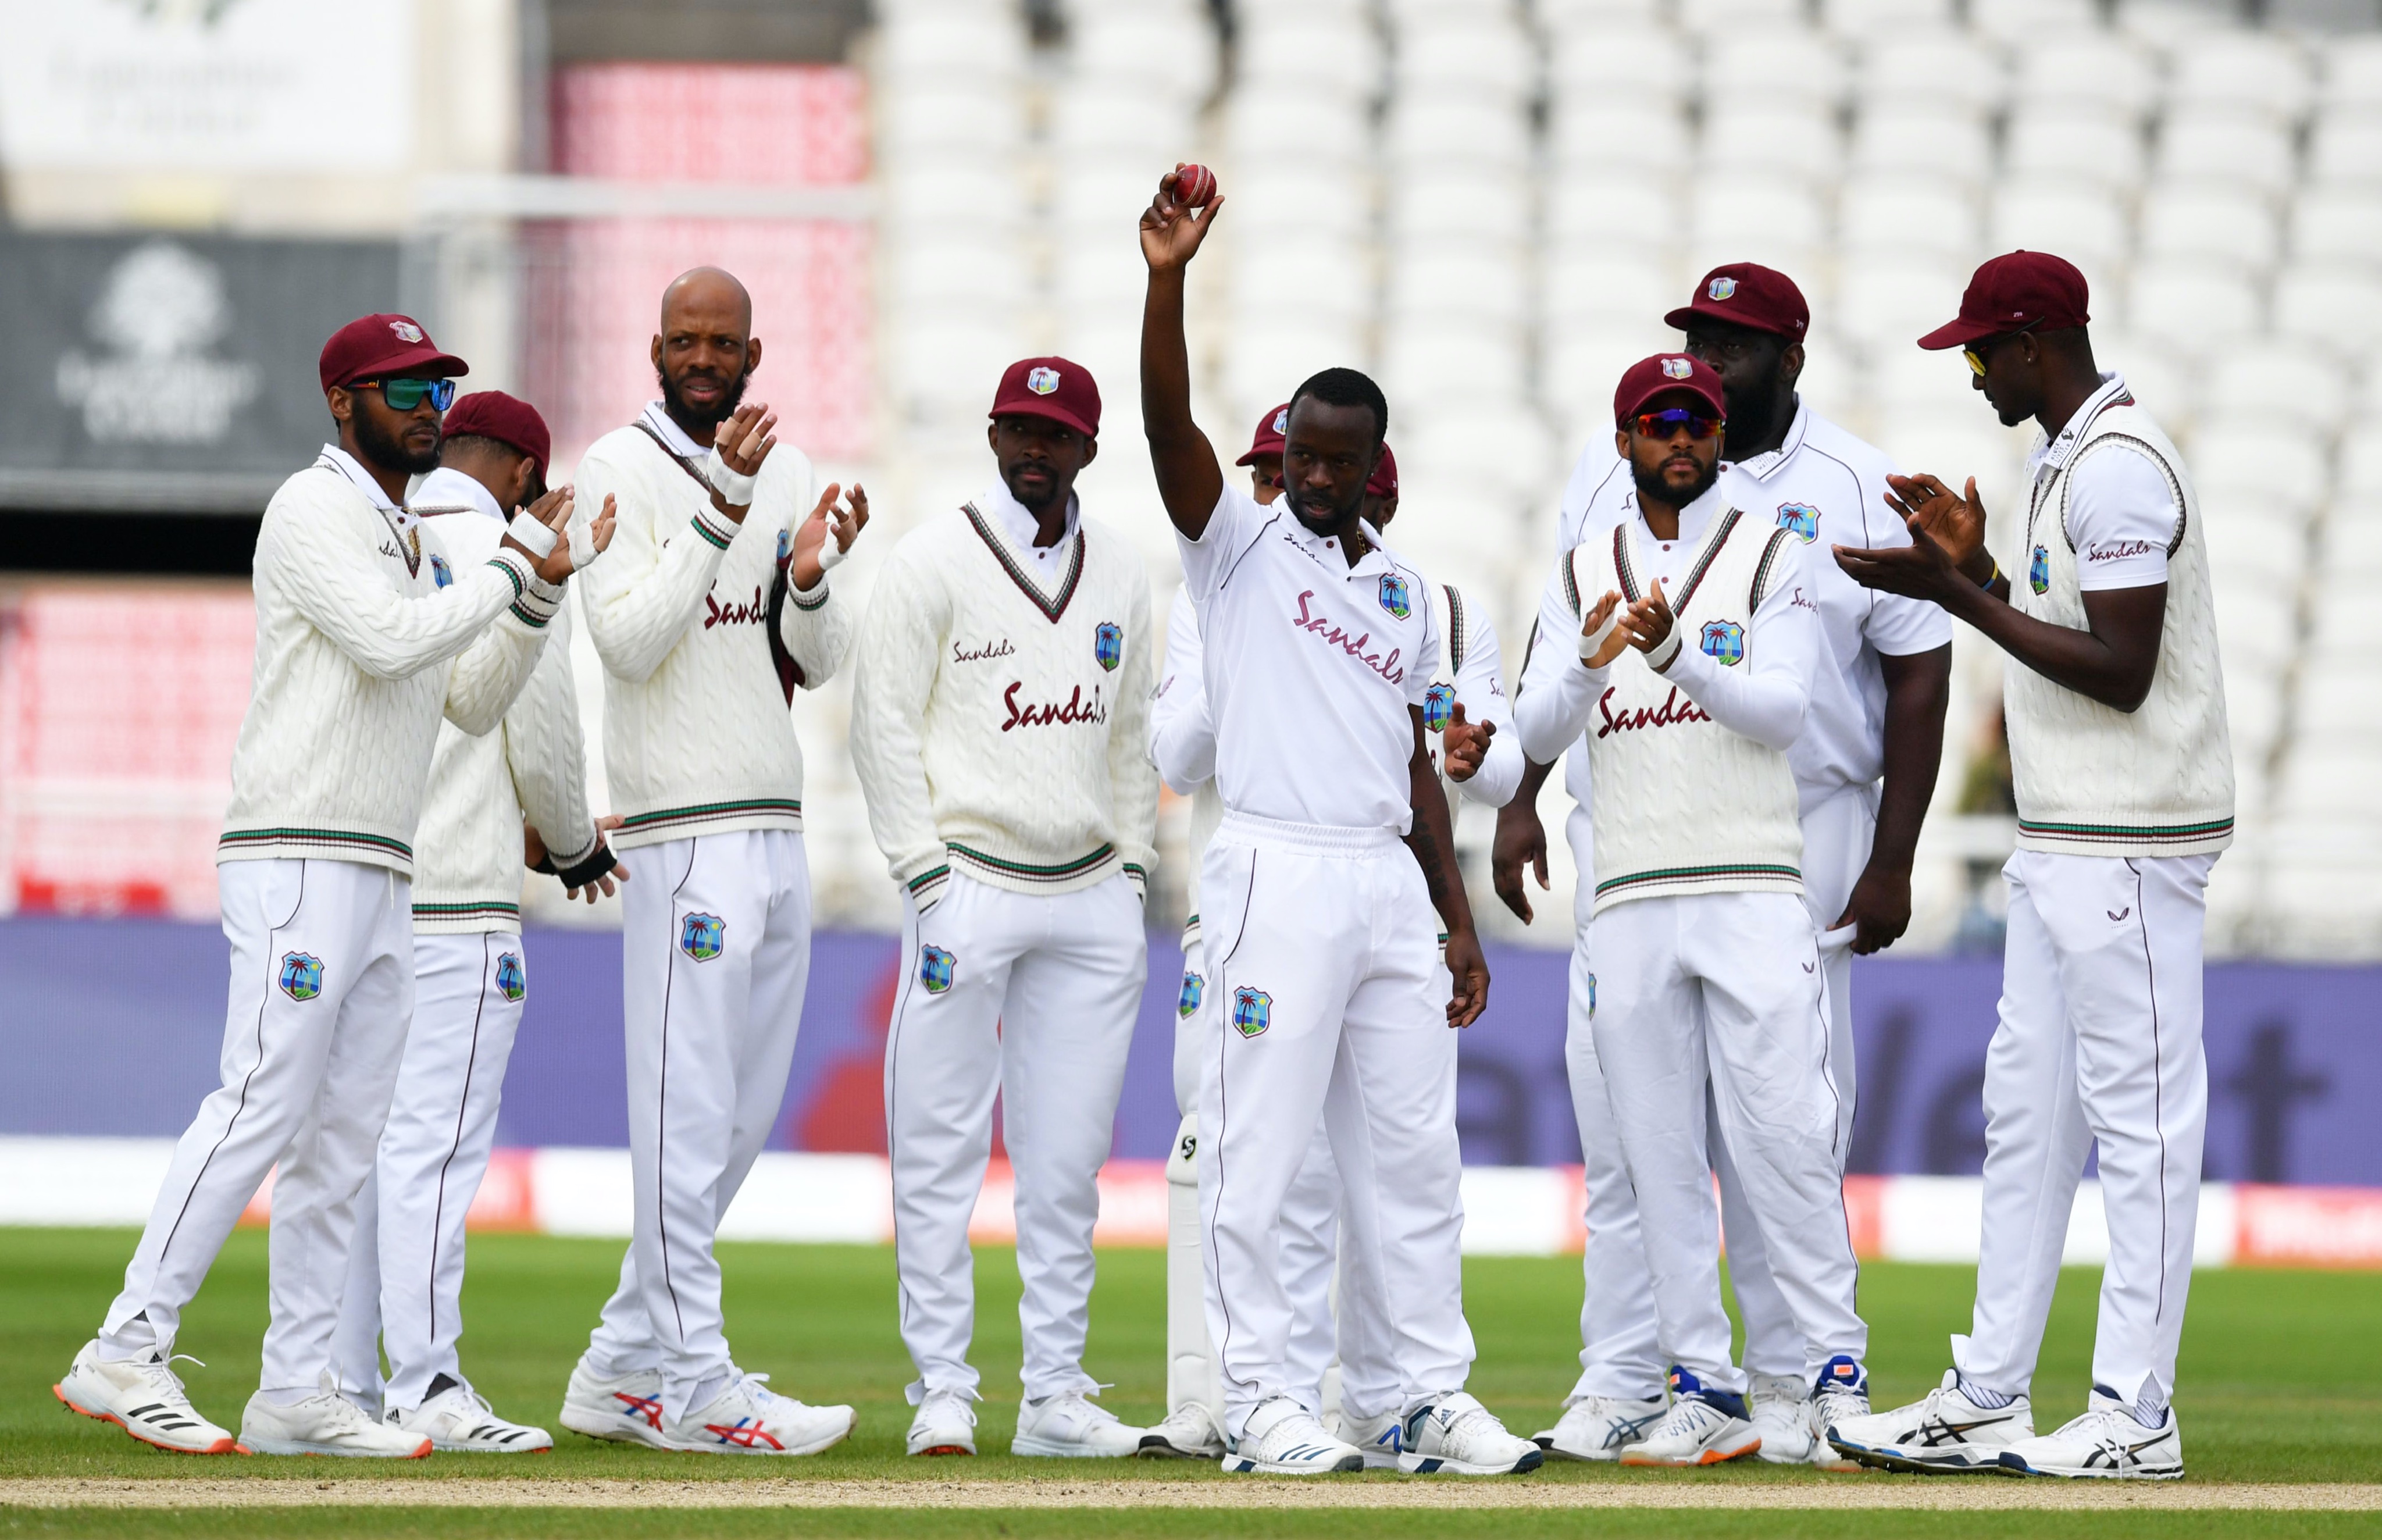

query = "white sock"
1956;1373;2018;1410
2133;1385;2170;1429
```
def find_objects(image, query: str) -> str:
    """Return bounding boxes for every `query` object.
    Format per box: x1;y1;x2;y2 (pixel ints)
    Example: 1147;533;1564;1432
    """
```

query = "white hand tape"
1645;628;1684;672
568;515;597;572
507;511;558;560
706;447;758;506
1577;607;1621;660
816;530;850;572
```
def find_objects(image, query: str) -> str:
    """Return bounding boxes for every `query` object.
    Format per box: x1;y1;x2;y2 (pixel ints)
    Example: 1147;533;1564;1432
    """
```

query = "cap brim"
990;401;1098;439
1233;439;1283;466
1617;382;1727;426
1914;318;1996;351
1663;300;1798;338
338;344;469;385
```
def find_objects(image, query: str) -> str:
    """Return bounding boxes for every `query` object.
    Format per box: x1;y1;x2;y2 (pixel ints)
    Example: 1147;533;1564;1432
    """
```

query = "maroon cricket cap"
1917;251;2092;351
442;391;552;480
1235;401;1291;466
1614;353;1728;427
318;313;467;393
990;356;1101;437
1665;262;1810;341
1366;443;1399;498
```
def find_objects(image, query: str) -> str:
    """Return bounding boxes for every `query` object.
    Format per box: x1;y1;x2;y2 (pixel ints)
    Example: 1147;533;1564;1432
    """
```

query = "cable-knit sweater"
573;407;853;851
217;448;561;876
408;470;601;932
850;487;1158;908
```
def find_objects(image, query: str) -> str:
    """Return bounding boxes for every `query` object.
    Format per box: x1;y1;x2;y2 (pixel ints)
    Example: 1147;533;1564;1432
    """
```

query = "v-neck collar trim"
316;445;421;578
965;502;1084;623
1614;500;1744;615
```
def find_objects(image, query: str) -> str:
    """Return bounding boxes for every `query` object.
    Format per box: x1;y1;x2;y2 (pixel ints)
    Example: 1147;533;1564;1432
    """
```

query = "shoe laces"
1650;1394;1724;1440
919;1389;977;1427
132;1353;205;1399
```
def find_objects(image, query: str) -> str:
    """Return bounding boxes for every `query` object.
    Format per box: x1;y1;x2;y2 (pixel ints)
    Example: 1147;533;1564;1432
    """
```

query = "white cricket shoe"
1617;1366;1761;1467
1337;1409;1403;1470
1995;1391;2183;1480
1532;1395;1666;1461
557;1357;672;1449
1136;1402;1226;1460
1806;1354;1871;1472
1825;1368;2032;1474
905;1389;978;1457
240;1375;433;1457
665;1372;854;1456
55;1341;247;1456
1219;1396;1364;1475
392;1379;552;1453
1397;1392;1544;1475
1012;1391;1142;1457
1749;1373;1815;1464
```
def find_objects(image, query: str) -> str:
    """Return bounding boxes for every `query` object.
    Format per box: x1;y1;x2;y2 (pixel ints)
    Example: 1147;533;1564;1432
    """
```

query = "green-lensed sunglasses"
353;377;457;412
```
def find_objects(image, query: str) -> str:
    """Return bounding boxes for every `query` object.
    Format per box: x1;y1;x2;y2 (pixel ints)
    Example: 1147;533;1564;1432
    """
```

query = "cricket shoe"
1219;1396;1364;1474
1617;1367;1761;1467
240;1375;432;1457
1748;1373;1816;1464
1136;1401;1226;1460
1995;1389;2183;1480
1337;1409;1404;1470
1012;1390;1142;1457
557;1358;672;1449
1806;1354;1871;1472
55;1340;247;1455
1825;1368;2032;1474
1532;1395;1665;1461
392;1377;552;1453
906;1388;978;1456
1397;1392;1545;1474
665;1373;854;1456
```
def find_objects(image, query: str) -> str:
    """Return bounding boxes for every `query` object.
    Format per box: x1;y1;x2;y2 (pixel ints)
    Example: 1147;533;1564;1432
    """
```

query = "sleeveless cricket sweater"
1566;508;1804;914
2006;395;2234;857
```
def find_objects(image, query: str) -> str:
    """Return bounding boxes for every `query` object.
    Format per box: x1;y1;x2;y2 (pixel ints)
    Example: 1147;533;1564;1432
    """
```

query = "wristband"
816;532;850;572
506;511;558;560
568;515;597;572
1979;557;2001;590
1644;628;1684;673
706;447;758;506
553;839;616;891
1577;607;1621;661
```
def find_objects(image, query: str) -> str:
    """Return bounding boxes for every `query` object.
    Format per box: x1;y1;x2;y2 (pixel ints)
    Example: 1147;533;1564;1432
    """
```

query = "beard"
657;359;750;429
1288;479;1363;533
1632;453;1718;509
352;404;441;477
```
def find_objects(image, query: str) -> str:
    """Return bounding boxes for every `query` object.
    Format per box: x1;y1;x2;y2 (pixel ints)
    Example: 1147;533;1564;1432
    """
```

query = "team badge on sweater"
1700;619;1746;666
919;944;956;994
2030;545;2051;595
1775;503;1818;542
1424;681;1456;733
1094;621;1122;672
1231;986;1272;1039
496;951;526;1003
680;912;725;962
1178;971;1204;1018
278;952;323;1002
430;553;452;587
1379;573;1411;620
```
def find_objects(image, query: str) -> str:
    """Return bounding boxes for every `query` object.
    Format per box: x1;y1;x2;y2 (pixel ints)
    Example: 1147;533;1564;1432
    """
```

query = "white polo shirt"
2025;372;2176;593
1554;401;1952;813
1179;484;1438;833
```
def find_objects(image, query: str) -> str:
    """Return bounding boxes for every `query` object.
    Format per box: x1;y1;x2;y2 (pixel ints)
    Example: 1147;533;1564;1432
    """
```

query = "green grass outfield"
3;1227;2379;1537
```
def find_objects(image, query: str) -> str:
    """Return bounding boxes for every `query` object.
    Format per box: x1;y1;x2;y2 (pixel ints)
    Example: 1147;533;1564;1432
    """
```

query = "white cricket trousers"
1560;791;1871;1398
99;858;414;1396
1955;850;2214;1411
332;931;529;1414
582;829;813;1422
1588;890;1863;1395
1197;812;1473;1438
885;871;1144;1404
1165;936;1352;1423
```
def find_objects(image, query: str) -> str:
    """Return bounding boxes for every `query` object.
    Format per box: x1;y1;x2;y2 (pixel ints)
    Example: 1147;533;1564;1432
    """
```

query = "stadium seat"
1048;84;1195;165
1224;91;1374;172
2166;31;2315;121
2291;185;2382;265
1846;105;1995;186
876;83;1025;159
2152;113;2298;198
883;167;1031;240
2203;342;2354;435
2137;183;2284;275
1823;0;1958;36
1381;323;1530;423
1989;177;2131;277
1837;174;1982;262
2273;262;2382;353
1854;31;2006;113
1682;0;1810;33
1969;0;2101;42
878;11;1029;83
1383;97;1532;175
1393;16;1535;101
1068;9;1218;105
1388;171;1534;252
2003;105;2150;191
1052;162;1170;241
2092;333;2198;430
1686;174;1827;272
1218;170;1372;241
1835;253;1969;350
2008;31;2160;117
2306;110;2382;187
2198;427;2326;511
2125;262;2265;353
1702;26;1849;110
1700;101;1844;183
1543;249;1676;329
1386;248;1532;331
1231;240;1375;326
1546;19;1693;102
1547;99;1696;172
1239;13;1384;98
1541;168;1679;251
2320;32;2382;110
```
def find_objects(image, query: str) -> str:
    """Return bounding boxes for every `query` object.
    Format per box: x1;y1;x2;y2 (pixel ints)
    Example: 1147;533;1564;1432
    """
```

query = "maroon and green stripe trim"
412;900;520;919
964;503;1083;623
947;840;1115;885
617;798;803;835
220;827;412;860
1596;861;1801;898
2019;816;2234;846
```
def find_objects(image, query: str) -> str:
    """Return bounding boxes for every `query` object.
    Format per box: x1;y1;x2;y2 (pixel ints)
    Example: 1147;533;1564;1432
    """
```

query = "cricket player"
1514;352;1867;1467
1827;253;2231;1481
329;391;623;1451
1503;265;1950;1465
558;268;866;1456
55;317;594;1456
850;357;1158;1460
1136;437;1514;1467
1140;167;1540;1477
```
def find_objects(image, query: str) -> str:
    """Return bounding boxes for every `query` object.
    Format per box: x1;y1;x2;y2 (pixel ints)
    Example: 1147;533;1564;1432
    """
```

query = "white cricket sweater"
218;448;562;876
1417;573;1524;808
574;407;853;851
851;486;1158;907
408;470;601;933
1517;497;1813;914
2007;386;2234;857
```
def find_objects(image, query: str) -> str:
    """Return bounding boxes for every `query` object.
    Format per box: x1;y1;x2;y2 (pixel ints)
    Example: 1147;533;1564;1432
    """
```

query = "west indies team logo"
1231;986;1272;1039
1026;366;1061;395
1775;503;1819;543
2029;545;2051;594
1424;680;1456;733
278;952;323;1002
495;951;526;1003
1094;621;1123;672
430;552;452;587
1707;276;1738;302
1379;573;1411;620
680;912;725;962
1584;971;1596;1018
1178;971;1204;1019
919;944;957;994
1700;618;1746;666
776;527;792;565
1660;356;1694;379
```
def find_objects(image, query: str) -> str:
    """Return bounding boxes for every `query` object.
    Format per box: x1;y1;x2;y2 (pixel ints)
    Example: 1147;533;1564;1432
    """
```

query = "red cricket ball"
1172;163;1217;209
